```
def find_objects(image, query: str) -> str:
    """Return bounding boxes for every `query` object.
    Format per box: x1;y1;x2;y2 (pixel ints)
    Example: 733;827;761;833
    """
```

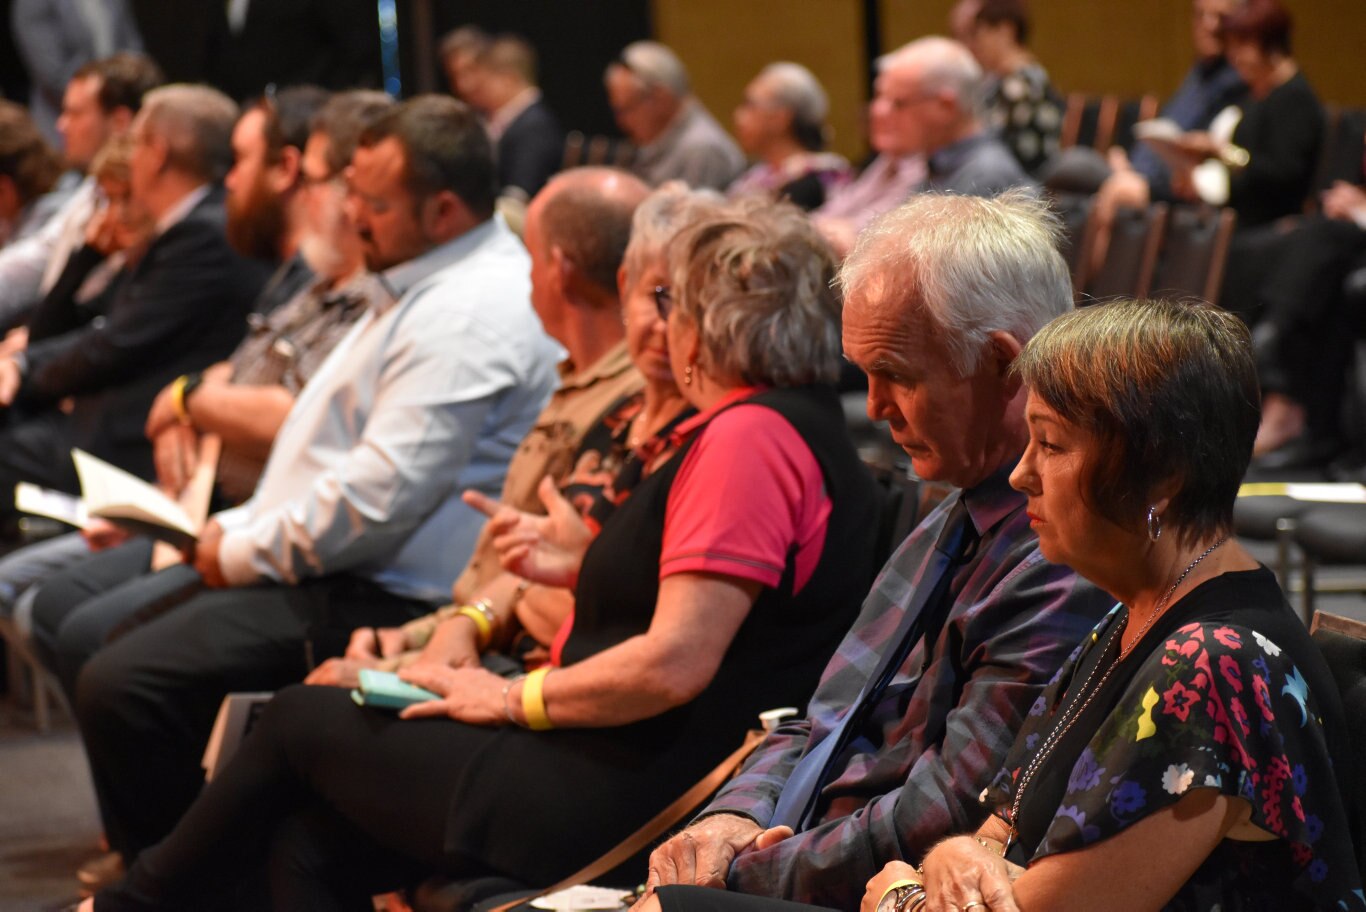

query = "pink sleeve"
660;403;830;593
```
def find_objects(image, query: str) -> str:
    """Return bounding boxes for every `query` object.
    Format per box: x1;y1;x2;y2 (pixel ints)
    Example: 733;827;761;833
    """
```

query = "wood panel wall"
655;0;1366;161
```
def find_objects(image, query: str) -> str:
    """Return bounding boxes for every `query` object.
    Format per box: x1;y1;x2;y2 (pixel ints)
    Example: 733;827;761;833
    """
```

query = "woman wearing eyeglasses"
87;197;883;912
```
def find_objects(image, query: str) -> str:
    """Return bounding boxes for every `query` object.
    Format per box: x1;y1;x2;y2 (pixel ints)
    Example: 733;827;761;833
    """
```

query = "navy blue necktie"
768;499;977;831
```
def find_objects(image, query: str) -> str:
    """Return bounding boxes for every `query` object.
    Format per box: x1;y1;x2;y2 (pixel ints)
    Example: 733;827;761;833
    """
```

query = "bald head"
532;167;650;296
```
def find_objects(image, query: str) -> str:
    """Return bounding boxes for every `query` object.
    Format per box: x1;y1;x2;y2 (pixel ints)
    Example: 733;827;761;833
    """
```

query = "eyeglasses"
652;285;673;321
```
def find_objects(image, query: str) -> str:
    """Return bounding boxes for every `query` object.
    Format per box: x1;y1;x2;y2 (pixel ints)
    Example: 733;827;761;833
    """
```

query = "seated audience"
43;95;559;872
606;41;745;191
84;196;883;912
862;299;1362;911
816;38;1034;256
728;62;851;210
465;34;565;202
1092;0;1245;218
310;177;698;686
0;53;163;330
956;0;1063;175
0;101;70;246
0;84;265;510
640;192;1111;910
23;90;390;698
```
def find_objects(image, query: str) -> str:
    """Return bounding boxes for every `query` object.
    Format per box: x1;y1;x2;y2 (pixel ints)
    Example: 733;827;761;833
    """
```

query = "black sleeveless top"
564;385;883;746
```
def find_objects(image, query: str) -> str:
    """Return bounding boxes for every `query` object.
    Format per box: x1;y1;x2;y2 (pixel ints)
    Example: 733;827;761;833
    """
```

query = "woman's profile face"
1009;391;1124;576
620;256;675;387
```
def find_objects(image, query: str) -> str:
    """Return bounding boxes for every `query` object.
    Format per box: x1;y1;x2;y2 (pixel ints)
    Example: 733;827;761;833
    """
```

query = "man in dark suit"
0;83;268;508
469;34;564;201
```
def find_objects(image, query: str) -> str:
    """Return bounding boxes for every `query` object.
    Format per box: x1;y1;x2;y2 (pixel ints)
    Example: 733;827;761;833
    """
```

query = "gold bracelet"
521;666;553;730
975;836;1003;856
456;605;493;649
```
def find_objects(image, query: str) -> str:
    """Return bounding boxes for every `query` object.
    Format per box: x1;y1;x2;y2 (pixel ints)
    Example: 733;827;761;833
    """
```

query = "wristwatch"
875;880;927;912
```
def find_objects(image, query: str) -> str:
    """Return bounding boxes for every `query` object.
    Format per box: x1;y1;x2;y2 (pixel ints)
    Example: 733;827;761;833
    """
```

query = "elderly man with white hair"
727;62;852;210
815;37;1033;255
605;40;744;190
639;191;1112;911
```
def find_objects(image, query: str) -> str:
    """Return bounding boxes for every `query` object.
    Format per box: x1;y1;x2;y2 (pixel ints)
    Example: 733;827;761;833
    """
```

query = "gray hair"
880;36;984;119
136;84;238;182
610;41;690;97
621;181;723;286
669;197;842;388
758;62;828;126
840;189;1072;376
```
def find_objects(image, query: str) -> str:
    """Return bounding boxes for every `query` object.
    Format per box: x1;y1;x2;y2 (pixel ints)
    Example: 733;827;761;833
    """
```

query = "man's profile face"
224;107;285;260
867;64;931;157
58;76;111;171
843;289;1009;489
606;67;668;145
346;136;431;272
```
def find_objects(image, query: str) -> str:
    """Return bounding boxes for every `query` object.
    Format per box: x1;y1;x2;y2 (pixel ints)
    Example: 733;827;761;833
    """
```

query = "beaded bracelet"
502;673;527;726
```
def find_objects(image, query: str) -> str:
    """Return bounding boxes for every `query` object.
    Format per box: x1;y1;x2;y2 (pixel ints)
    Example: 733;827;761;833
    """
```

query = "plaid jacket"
706;465;1115;909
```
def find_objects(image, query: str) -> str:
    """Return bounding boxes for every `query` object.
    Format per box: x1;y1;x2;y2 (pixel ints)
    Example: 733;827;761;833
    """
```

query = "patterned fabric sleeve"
1018;621;1355;903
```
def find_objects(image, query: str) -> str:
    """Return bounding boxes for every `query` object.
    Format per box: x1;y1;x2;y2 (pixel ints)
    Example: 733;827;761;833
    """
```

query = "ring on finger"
962;902;988;911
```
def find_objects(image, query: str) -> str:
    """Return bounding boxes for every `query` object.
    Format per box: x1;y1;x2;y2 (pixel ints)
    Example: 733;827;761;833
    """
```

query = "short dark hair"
310;90;396;177
74;52;165;114
251;85;330;164
0;101;63;204
1012;298;1260;547
539;168;648;296
975;0;1032;45
359;94;496;220
1221;0;1293;56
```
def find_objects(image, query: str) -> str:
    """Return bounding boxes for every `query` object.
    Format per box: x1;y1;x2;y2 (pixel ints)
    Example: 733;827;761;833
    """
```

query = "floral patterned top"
983;567;1364;911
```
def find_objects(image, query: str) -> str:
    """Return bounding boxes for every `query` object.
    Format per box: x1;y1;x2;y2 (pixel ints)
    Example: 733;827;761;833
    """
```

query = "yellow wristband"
170;375;191;425
521;666;553;730
456;605;493;649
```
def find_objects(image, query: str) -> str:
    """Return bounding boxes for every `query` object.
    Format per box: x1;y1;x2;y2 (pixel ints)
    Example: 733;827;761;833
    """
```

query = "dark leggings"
96;684;491;912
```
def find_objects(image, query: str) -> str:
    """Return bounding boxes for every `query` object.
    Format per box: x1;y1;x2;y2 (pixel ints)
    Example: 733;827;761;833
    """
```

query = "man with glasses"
605;41;743;191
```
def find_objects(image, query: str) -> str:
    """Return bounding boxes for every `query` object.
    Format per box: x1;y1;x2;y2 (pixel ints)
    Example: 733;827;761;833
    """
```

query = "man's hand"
1322;181;1366;222
152;424;200;495
345;625;408;661
191;519;228;587
304;657;373;688
0;357;22;407
643;814;765;895
80;517;131;553
145;380;183;440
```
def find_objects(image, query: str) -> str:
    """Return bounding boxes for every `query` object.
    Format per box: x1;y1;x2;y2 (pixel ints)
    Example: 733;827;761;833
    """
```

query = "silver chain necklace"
1001;535;1229;855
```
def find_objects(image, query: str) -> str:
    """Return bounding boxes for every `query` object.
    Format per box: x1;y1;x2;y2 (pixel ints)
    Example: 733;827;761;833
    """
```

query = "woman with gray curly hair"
86;197;883;912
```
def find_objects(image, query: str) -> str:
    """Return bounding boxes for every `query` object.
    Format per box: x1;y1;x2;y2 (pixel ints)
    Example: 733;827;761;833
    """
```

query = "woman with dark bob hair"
84;198;882;912
862;299;1363;911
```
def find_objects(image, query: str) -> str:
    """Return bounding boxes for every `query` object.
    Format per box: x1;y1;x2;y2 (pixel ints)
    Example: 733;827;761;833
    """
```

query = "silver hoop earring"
683;363;694;387
1147;505;1162;543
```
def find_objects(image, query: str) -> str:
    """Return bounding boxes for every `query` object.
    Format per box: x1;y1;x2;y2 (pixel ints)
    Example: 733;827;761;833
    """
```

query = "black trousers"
97;684;490;912
0;408;78;518
71;569;431;862
1254;216;1366;438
